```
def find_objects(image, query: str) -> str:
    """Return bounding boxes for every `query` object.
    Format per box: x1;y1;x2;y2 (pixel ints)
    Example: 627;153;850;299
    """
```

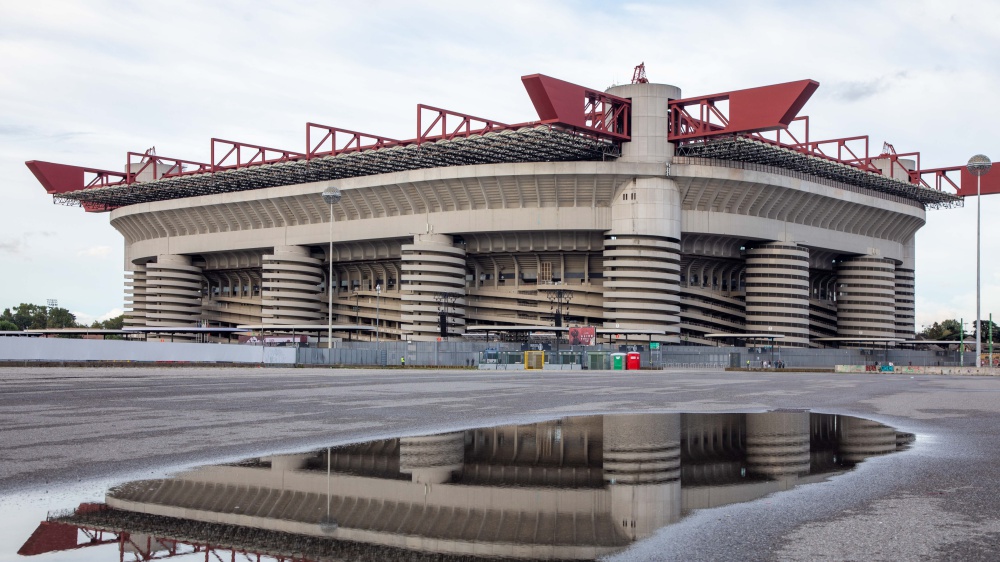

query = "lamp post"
320;446;337;532
960;318;965;366
353;290;361;339
375;283;382;360
543;286;573;358
321;187;342;350
967;155;991;367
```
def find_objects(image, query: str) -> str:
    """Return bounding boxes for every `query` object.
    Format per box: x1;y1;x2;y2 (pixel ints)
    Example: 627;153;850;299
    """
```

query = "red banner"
568;326;596;346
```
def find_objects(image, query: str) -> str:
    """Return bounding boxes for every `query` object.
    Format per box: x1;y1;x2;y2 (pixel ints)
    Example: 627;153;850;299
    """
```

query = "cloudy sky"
1;0;998;329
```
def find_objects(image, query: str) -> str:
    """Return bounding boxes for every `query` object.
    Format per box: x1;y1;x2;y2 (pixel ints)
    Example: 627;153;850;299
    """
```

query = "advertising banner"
568;326;596;346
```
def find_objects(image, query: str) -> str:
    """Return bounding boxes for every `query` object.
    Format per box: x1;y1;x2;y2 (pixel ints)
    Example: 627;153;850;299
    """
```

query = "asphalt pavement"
2;366;999;561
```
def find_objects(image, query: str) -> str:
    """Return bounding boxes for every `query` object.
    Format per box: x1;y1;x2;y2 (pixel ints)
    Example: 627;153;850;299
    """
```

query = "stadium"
26;66;980;347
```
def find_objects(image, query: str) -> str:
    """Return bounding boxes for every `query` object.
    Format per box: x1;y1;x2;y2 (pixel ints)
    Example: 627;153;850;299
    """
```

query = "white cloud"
72;307;124;327
75;245;112;258
2;0;999;323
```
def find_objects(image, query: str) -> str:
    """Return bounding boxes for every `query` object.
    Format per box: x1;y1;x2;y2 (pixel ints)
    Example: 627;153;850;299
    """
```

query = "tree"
89;315;125;330
916;318;1000;342
1;303;45;330
0;303;79;330
0;320;18;331
919;319;962;341
47;307;78;329
974;319;999;344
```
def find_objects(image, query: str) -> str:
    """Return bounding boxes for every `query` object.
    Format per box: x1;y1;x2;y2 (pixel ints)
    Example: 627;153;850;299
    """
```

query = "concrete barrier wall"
657;347;963;368
0;336;972;369
0;338;296;364
300;341;483;367
835;364;999;376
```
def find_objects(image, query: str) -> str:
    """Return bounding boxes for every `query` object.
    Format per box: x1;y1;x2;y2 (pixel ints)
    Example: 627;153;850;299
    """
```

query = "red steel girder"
957;163;1000;196
26;160;127;193
25;160;127;211
19;516;119;557
522;74;630;140
631;62;648;84
306;123;400;159
668;79;819;142
902;164;1000;196
210;139;305;172
127;151;211;184
862;150;922;181
794;135;881;173
914;166;962;192
751;115;810;147
416;104;511;145
26;72;630;212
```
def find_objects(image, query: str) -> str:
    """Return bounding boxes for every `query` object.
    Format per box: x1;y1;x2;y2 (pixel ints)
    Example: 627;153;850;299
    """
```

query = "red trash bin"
626;352;641;370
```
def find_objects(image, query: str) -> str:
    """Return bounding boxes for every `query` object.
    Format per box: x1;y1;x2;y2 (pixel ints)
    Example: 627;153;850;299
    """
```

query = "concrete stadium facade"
34;77;947;347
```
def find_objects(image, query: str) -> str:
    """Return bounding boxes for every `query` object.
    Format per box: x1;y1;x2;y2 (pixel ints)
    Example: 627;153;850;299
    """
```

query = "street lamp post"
960;318;965;366
375;283;382;361
321;187;342;350
354;291;361;339
967;155;991;367
544;286;573;359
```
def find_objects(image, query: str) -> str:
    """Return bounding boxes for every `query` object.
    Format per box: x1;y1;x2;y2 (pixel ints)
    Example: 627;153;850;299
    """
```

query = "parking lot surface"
2;367;999;561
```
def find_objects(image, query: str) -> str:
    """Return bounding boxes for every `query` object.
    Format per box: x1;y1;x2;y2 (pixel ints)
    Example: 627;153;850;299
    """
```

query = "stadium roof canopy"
676;137;961;208
27;72;977;212
49;126;614;210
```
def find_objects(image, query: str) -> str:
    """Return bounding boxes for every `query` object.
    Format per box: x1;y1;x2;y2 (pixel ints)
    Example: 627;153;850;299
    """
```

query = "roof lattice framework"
55;126;615;209
676;136;962;208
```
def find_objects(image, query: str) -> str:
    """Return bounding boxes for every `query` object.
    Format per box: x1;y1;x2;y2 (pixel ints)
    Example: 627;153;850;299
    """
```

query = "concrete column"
745;411;811;478
261;246;323;325
124;263;148;328
399;432;465;484
602;83;683;342
894;236;916;339
894;267;915;339
602;175;682;342
836;256;896;338
145;255;202;327
265;453;312;471
837;416;897;464
400;233;466;341
745;243;811;347
606;82;681;164
603;414;682;539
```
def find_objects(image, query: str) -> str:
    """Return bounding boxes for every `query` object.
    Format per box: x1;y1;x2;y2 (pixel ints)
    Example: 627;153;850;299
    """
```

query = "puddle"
9;412;912;561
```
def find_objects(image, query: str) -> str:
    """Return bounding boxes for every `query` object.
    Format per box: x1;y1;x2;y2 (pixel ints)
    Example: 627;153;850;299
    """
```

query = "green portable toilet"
612;353;626;370
586;351;606;370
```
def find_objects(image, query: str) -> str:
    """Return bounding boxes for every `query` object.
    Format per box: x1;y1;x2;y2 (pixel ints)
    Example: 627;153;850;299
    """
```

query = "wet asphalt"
2;366;999;561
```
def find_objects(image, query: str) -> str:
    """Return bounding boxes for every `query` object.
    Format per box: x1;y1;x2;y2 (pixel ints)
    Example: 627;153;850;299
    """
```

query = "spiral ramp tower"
145;255;203;328
400;234;466;341
600;82;684;342
124;264;148;328
894;267;916;339
603;414;682;539
399;432;466;484
744;244;811;347
745;411;811;478
602;235;681;340
836;256;897;338
837;416;897;463
260;246;324;325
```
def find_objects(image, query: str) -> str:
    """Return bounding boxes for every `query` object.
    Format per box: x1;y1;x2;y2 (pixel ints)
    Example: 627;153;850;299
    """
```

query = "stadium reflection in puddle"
21;412;913;561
